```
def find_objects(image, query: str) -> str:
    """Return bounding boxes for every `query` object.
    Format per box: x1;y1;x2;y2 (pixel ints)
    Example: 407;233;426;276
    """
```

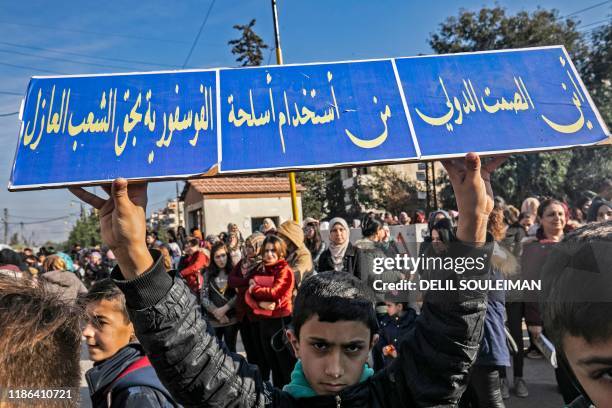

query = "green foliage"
296;170;329;219
228;19;269;67
325;170;349;219
358;166;419;215
430;6;611;206
9;232;19;246
67;210;101;248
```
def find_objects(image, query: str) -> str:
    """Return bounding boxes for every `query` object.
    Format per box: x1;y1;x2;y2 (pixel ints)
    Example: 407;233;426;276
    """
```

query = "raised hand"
69;178;153;279
441;153;506;243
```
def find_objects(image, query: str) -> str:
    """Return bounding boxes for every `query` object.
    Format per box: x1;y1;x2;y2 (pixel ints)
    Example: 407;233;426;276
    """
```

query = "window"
251;216;280;233
189;209;202;232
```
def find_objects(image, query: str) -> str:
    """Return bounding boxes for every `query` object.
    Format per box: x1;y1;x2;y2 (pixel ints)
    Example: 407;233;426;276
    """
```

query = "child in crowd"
81;279;180;407
70;153;504;407
374;301;417;370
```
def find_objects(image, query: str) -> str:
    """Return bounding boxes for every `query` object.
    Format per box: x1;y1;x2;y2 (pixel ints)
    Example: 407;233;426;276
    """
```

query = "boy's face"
385;301;402;317
287;315;377;396
82;299;134;363
564;334;612;407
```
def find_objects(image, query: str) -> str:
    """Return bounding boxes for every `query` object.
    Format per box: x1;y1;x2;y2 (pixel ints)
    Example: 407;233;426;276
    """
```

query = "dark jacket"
112;242;491;407
317;242;359;277
376;309;418;369
501;224;526;259
85;343;179;408
476;244;515;367
521;238;557;326
201;268;237;327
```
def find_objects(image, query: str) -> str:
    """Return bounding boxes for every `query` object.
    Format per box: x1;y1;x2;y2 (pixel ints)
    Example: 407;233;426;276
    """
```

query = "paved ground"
505;357;564;408
79;334;564;407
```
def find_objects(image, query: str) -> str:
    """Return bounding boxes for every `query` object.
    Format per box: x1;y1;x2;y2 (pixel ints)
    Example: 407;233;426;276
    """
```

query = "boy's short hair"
80;278;129;323
0;274;81;402
292;272;378;339
542;220;612;348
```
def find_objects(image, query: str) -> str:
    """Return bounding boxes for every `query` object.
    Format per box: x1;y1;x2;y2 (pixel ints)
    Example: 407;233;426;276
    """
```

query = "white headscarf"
328;217;350;271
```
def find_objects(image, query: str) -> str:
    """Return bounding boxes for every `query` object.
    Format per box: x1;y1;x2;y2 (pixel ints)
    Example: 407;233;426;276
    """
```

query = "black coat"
317;242;359;277
86;343;179;408
112;244;492;408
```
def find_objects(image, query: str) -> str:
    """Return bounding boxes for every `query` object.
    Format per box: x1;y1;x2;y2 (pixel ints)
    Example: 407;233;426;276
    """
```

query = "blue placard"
394;47;607;157
11;70;218;189
219;60;417;171
9;46;610;190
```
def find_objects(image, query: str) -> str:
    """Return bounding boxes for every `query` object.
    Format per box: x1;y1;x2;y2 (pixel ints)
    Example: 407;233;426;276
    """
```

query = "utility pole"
431;162;438;210
3;208;7;244
424;165;431;213
271;0;300;223
175;182;181;228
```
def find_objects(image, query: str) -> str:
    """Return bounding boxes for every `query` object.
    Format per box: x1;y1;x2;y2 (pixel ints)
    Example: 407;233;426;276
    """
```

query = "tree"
358;166;419;216
563;24;612;202
429;7;611;206
9;232;19;246
296;170;329;219
67;210;101;248
325;170;349;220
228;19;269;67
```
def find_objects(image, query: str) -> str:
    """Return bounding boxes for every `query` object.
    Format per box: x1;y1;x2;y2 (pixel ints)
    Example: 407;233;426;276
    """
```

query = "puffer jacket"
111;241;492;408
249;259;294;318
277;221;313;285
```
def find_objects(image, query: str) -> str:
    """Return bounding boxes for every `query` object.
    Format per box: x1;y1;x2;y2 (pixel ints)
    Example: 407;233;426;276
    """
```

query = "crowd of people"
0;155;611;407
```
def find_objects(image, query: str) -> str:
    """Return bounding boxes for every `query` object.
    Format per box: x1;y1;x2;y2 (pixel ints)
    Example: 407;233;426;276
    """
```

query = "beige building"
339;163;446;210
147;199;184;232
181;177;304;236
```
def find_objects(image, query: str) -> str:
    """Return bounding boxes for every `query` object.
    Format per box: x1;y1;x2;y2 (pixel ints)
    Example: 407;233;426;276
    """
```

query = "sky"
0;0;609;245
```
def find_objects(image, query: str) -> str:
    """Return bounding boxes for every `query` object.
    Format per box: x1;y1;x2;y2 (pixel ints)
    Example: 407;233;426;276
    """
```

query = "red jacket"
179;251;209;294
249;259;294;318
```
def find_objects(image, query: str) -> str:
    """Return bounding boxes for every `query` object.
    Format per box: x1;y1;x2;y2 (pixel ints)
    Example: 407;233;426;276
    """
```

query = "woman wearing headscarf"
228;232;270;381
227;232;243;266
317;217;359;276
261;218;277;235
227;223;244;245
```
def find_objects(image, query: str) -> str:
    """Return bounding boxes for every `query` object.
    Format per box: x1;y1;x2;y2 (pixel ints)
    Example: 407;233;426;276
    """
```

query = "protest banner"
9;45;610;190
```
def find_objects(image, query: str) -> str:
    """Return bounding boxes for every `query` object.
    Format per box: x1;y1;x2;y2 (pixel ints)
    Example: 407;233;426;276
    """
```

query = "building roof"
187;177;305;195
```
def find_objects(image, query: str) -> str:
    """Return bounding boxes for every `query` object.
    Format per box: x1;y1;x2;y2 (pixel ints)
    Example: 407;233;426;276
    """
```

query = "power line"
0;61;66;75
579;18;612;29
0;48;136;72
0;111;19;117
0;40;180;69
0;20;192;45
0;91;22;96
561;0;612;19
579;22;611;33
182;0;217;68
3;213;80;226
